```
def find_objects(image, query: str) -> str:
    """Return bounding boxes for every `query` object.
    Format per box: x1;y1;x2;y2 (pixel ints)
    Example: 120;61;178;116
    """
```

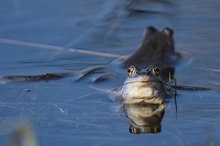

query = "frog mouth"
124;80;162;85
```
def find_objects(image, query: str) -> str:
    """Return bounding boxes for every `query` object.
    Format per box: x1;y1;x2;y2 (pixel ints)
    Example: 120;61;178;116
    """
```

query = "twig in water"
0;38;125;58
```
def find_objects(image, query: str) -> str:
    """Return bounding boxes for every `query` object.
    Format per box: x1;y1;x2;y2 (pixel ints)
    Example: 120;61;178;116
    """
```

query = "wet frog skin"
121;65;166;104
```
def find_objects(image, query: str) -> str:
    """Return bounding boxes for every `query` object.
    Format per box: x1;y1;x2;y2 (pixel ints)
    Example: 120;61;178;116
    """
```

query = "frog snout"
139;74;148;80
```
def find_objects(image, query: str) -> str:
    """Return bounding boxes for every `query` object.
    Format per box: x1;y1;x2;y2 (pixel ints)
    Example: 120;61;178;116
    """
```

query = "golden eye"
152;66;160;76
128;66;136;77
148;65;160;76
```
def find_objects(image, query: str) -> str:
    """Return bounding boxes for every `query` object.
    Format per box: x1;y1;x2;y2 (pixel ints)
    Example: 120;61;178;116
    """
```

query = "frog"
120;65;169;134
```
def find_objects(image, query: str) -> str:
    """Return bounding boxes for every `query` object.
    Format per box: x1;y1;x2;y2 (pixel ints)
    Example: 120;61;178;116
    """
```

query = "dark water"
0;0;220;145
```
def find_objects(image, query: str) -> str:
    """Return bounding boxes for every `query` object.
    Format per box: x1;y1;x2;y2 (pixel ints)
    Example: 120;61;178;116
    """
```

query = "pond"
0;0;220;145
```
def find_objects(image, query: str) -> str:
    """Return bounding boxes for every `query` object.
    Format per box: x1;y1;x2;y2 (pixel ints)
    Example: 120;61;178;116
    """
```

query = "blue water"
0;0;220;145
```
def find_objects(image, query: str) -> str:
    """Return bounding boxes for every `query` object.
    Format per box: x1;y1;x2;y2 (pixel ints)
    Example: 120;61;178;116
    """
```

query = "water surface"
0;0;220;145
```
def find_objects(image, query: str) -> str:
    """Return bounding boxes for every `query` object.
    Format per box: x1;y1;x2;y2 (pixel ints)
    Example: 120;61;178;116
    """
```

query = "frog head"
121;65;166;104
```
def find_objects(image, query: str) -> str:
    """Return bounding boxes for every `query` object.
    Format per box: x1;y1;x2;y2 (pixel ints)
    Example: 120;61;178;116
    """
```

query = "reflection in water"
124;102;165;134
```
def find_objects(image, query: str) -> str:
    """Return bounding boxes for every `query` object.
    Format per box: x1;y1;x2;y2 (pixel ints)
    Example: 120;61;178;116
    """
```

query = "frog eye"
152;66;160;76
153;67;160;74
128;66;136;77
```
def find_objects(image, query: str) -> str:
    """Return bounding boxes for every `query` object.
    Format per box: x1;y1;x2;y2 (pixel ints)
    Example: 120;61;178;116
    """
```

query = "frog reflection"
124;102;165;134
120;65;167;134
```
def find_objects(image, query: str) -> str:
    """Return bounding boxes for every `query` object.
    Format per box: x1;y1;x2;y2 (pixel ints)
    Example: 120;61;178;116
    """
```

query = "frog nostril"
140;74;147;78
